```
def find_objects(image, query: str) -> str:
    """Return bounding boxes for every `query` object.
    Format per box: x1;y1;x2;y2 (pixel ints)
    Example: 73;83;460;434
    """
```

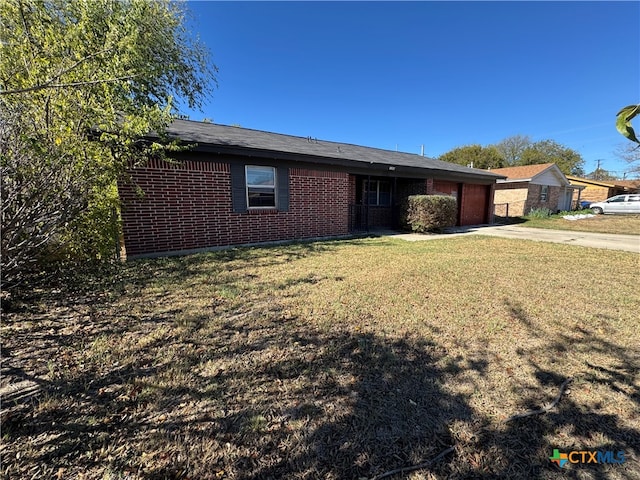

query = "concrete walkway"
382;224;640;253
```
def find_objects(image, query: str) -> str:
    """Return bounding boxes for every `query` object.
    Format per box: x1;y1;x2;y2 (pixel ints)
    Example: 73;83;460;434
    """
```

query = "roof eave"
182;141;505;182
566;176;617;188
497;178;533;183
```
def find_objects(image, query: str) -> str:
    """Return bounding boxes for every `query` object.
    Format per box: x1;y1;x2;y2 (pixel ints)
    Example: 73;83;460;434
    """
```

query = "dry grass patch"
2;237;638;479
521;213;640;235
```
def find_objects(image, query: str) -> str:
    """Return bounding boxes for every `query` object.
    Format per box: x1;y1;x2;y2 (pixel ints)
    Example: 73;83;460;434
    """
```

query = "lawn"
516;213;640;235
2;236;638;479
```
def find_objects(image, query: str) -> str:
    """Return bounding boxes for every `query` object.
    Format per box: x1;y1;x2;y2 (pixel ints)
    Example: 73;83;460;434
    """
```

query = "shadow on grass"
237;332;469;479
2;245;638;479
1;316;469;478
116;236;395;291
3;236;380;311
481;299;640;480
493;216;528;226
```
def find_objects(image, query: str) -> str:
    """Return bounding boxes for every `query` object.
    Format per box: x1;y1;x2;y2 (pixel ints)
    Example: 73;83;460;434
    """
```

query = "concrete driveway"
387;225;640;253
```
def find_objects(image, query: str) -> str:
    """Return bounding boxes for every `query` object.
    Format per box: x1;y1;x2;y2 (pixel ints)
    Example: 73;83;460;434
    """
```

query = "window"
363;180;391;206
540;185;549;202
231;165;289;213
246;166;276;208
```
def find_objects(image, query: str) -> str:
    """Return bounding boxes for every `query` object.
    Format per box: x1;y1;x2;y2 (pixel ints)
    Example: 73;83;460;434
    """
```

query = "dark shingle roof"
163;120;504;181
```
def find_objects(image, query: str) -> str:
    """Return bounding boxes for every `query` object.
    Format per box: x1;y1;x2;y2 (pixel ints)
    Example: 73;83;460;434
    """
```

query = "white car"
589;194;640;214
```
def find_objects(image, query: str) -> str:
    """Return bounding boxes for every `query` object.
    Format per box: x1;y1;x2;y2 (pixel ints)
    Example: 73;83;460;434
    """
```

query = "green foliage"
0;0;216;288
438;136;584;177
63;184;121;261
1;0;214;108
517;140;584;176
616;104;640;144
402;195;457;233
526;207;553;218
437;144;506;169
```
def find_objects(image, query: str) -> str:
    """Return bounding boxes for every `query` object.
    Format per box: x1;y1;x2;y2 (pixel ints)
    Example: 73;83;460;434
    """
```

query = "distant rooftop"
490;163;557;181
567;176;640;189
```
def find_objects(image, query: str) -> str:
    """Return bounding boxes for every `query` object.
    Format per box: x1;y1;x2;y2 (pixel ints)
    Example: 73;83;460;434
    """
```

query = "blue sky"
182;1;640;178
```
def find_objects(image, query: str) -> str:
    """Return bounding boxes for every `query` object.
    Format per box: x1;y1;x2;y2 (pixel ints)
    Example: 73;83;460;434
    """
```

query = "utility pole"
595;159;603;180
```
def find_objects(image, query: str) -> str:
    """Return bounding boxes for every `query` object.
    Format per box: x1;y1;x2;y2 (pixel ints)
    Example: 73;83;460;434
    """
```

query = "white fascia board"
496;178;533;183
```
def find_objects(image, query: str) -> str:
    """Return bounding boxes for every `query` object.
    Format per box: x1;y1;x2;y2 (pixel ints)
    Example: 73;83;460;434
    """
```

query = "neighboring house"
566;176;633;204
615;179;640;193
118;120;505;258
490;163;583;217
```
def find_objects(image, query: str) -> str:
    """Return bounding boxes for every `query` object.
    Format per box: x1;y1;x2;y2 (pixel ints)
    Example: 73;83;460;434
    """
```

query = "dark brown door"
461;184;489;225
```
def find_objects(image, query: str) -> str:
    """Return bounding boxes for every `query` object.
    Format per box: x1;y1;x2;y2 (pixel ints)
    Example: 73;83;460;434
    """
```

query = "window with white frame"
363;180;391;206
246;166;276;208
540;185;549;202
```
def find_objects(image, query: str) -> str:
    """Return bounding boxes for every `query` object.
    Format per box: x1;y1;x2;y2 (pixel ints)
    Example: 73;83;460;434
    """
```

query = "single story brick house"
118;120;505;258
566;176;639;204
490;163;583;217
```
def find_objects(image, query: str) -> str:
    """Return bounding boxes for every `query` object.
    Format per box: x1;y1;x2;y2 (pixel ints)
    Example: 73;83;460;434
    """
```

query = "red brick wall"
348;174;357;204
119;159;350;257
426;178;434;195
526;184;562;213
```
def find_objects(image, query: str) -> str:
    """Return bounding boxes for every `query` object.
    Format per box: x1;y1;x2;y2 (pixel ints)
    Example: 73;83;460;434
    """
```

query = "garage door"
460;184;489;225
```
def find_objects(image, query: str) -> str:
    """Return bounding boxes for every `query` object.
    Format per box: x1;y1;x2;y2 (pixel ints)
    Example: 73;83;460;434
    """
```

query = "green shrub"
402;195;457;233
527;207;553;218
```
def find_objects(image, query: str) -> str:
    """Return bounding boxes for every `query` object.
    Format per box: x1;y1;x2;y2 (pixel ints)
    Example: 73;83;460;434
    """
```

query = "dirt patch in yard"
2;237;638;479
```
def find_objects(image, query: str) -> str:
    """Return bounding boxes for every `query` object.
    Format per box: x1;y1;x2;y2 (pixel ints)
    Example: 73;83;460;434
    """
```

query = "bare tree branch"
503;378;572;423
1;75;137;95
370;446;455;480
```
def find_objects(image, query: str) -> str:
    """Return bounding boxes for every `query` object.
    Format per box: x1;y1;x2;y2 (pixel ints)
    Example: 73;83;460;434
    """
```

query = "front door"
349;176;395;230
560;189;573;211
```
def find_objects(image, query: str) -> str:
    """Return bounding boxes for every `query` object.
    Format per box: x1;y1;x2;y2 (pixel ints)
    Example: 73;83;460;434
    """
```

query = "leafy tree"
438;137;585;177
493;135;531;165
437;144;506;169
517;140;585;176
1;0;216;288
